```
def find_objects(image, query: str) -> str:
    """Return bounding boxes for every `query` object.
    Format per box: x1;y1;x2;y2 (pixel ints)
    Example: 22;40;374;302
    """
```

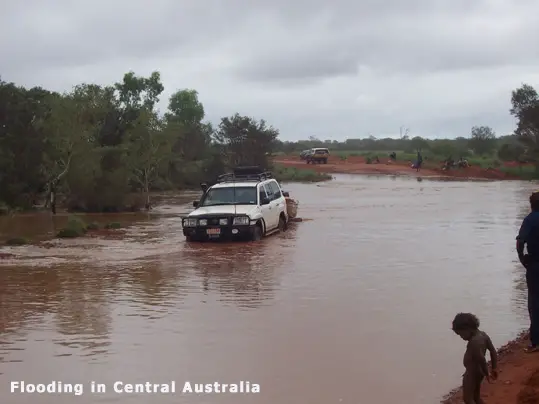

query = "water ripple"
0;178;535;403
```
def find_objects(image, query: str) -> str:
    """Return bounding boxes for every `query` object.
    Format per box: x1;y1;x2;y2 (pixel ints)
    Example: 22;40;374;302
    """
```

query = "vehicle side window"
258;185;268;204
263;184;275;201
268;181;282;199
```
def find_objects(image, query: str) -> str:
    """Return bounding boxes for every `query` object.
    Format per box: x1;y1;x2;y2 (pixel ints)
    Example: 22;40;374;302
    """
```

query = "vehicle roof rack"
216;166;273;183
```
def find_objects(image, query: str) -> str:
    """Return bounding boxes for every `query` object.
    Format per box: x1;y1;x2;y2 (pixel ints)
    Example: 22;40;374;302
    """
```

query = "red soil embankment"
274;155;521;180
441;332;539;404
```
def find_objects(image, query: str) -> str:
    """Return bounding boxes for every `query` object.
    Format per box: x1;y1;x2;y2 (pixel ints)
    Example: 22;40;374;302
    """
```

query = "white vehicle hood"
188;205;260;217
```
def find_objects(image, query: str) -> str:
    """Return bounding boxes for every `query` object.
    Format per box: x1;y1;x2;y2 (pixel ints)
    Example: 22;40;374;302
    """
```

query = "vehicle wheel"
251;224;263;241
186;235;193;242
278;216;287;232
323;159;327;164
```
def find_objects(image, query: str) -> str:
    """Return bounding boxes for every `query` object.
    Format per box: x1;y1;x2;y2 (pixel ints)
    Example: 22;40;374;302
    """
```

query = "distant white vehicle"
182;166;288;242
306;147;329;164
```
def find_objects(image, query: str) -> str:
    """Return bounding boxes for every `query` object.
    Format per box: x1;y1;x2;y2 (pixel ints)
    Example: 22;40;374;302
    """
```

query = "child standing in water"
452;313;498;404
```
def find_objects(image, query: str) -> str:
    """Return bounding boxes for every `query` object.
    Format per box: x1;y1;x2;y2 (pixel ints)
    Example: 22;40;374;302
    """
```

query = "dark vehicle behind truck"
306;148;329;164
299;150;311;160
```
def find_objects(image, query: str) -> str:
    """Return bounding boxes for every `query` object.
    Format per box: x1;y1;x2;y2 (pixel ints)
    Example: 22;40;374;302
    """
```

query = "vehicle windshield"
200;186;257;206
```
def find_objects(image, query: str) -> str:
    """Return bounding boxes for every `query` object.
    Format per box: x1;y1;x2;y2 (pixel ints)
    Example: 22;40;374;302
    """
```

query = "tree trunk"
45;155;72;214
144;177;150;210
51;189;56;215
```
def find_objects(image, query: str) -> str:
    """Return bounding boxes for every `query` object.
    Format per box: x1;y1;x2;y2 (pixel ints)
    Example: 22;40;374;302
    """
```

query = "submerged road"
0;174;533;403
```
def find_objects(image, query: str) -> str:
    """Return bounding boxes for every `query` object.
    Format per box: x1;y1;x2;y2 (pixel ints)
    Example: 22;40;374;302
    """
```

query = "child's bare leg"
462;371;482;404
473;374;485;404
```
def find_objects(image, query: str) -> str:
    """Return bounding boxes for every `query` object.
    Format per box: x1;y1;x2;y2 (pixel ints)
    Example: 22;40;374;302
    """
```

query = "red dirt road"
441;332;539;404
274;155;521;180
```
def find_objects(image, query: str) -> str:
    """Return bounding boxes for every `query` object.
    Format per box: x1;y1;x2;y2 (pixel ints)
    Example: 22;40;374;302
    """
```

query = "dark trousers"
527;263;539;346
529;289;539;346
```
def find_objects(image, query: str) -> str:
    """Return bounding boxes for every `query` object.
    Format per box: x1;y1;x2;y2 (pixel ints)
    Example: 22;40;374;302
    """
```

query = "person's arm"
485;334;498;379
517;215;531;268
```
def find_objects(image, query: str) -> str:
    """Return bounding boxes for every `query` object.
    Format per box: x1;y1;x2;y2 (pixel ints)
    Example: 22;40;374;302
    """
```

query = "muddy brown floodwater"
0;175;536;403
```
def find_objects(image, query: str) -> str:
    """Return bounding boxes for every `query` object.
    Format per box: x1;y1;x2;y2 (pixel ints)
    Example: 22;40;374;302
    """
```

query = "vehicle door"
258;184;274;232
262;183;279;230
267;181;285;223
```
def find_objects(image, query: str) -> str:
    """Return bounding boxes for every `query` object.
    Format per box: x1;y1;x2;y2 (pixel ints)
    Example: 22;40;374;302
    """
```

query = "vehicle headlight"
183;218;197;227
199;219;207;226
219;218;228;225
233;216;249;225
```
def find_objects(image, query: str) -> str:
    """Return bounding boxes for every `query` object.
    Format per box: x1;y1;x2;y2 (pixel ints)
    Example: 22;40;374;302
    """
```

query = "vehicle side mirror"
260;197;270;205
282;191;290;197
193;201;199;208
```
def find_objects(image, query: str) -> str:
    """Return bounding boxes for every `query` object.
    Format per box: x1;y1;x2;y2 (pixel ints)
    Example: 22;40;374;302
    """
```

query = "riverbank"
441;331;539;404
274;156;525;180
273;164;332;182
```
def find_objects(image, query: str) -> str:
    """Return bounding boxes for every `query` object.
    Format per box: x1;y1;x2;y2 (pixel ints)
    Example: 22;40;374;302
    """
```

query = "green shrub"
104;222;122;229
0;202;10;216
57;228;81;238
56;215;87;238
86;222;100;230
67;215;87;233
5;237;28;246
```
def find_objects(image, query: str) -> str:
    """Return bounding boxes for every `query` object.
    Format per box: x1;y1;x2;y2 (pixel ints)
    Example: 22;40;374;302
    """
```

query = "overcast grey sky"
1;0;538;140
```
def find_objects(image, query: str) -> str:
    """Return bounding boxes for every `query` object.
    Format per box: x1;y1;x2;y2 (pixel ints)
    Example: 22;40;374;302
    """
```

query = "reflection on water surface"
0;176;535;403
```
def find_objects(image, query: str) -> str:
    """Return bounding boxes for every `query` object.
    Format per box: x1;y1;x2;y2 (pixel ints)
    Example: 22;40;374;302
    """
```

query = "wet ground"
274;155;520;179
0;175;535;403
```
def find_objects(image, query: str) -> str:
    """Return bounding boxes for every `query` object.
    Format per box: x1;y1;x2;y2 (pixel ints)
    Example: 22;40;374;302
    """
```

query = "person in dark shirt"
416;150;423;172
516;191;539;352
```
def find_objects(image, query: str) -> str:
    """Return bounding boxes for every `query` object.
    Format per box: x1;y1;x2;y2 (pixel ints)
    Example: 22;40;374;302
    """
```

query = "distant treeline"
275;132;522;161
276;83;539;167
1;72;539;213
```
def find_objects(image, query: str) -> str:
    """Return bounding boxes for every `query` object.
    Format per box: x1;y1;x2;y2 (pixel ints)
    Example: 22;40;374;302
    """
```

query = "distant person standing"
416;150;423;172
516;191;539;353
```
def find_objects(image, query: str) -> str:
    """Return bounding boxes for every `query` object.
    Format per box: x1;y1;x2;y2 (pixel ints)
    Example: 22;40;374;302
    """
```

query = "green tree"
498;143;526;162
123;110;173;209
115;71;164;112
510;84;539;173
165;89;210;161
43;89;110;210
162;89;216;186
0;81;51;207
468;126;497;155
165;89;205;126
0;71;293;212
409;136;430;152
215;114;279;168
511;84;539;119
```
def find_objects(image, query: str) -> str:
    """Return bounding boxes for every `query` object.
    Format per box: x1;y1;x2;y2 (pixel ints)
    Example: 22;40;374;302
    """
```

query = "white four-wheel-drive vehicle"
182;166;289;242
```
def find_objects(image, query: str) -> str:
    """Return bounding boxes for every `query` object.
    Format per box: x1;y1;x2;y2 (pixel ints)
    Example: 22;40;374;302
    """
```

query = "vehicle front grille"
198;216;234;225
208;217;221;226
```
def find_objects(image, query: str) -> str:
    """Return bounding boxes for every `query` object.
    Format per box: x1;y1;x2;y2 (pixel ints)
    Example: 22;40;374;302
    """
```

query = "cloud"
1;0;538;139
